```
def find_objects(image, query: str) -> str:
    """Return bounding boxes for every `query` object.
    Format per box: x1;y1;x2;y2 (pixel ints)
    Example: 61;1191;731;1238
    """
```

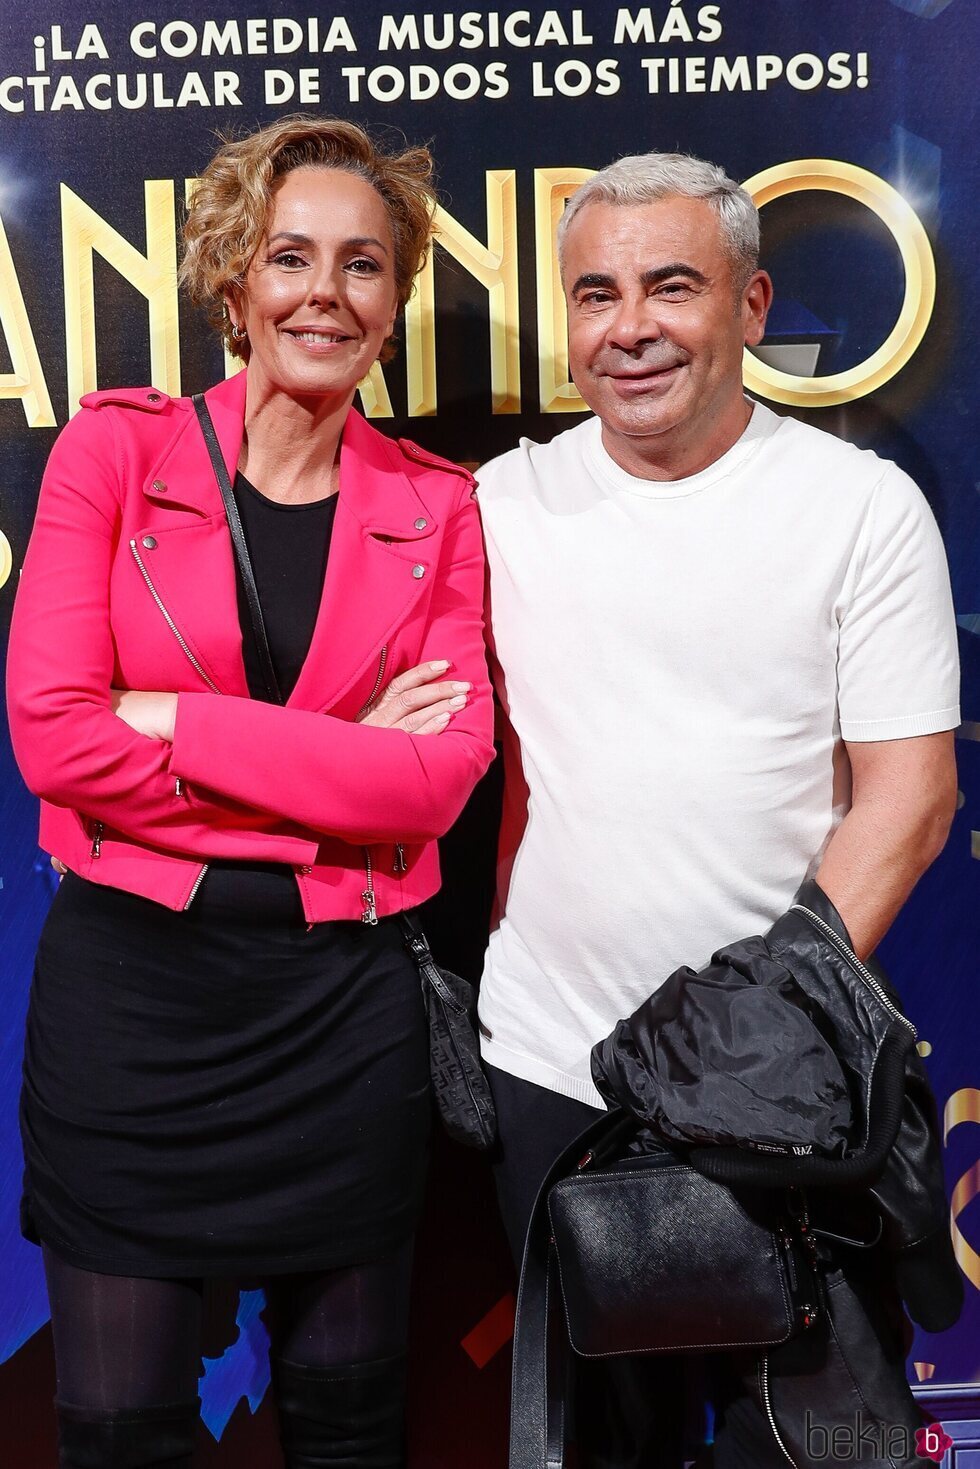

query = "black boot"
55;1398;200;1468
272;1354;407;1469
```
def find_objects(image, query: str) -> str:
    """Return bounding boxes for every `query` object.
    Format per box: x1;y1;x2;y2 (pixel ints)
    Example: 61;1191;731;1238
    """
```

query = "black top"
232;471;338;702
204;472;338;909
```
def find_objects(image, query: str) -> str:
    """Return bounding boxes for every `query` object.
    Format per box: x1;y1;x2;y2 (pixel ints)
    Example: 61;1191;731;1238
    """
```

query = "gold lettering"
944;1088;980;1290
407;171;520;416
356;362;394;418
0;529;12;590
404;253;436;418
534;168;592;413
62;180;180;415
0;213;56;427
742;161;935;408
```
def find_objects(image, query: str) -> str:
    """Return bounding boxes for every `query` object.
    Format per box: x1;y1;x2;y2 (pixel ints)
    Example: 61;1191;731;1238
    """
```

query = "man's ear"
742;270;773;348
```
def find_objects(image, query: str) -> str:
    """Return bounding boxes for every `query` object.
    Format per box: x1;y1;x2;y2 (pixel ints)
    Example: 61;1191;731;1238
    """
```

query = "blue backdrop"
1;0;978;1460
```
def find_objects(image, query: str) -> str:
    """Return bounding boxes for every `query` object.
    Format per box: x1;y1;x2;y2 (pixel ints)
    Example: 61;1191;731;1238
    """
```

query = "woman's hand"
111;690;178;742
358;660;470;735
108;668;467;743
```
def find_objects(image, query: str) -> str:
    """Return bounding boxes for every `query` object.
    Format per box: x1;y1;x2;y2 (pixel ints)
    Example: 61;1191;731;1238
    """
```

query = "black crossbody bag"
510;1108;824;1469
192;395;496;1152
509;896;925;1469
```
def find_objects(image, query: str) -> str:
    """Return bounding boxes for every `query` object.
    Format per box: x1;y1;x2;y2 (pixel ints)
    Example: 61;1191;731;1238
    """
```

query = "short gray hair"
557;152;760;289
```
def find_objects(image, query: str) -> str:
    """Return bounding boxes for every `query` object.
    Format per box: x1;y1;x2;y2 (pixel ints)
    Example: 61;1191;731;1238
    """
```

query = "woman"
6;115;494;1469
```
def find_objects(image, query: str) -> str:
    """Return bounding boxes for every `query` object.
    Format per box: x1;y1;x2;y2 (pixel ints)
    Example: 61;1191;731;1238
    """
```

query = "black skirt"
20;871;430;1277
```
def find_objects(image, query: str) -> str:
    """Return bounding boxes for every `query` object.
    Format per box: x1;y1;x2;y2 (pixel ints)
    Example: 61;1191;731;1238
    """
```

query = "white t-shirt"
477;403;959;1107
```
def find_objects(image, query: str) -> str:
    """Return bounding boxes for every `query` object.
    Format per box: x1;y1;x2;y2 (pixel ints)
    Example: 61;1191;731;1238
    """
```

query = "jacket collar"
142;370;437;543
140;371;244;517
337;405;439;542
137;370;439;713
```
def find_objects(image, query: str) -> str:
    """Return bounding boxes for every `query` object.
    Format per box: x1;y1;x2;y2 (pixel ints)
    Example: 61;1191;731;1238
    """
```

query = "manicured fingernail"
432;660;451;671
451;681;471;693
449;695;467;709
433;712;451;726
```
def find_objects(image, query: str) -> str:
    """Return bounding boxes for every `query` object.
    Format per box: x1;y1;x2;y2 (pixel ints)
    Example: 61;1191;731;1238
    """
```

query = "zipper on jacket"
789;904;917;1039
356;645;390;923
394;843;408;875
356;645;389;720
361;848;378;925
129;541;222;694
90;821;104;859
184;866;209;910
759;1357;797;1468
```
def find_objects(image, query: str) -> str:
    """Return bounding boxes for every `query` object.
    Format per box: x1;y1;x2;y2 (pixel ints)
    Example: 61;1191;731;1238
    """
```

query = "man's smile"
604;360;686;395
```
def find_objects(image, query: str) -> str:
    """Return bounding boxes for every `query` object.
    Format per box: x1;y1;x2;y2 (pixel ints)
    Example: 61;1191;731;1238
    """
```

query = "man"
475;153;959;1466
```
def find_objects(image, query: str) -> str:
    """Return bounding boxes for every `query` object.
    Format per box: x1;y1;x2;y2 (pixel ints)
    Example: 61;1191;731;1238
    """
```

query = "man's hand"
358;660;470;735
111;689;178;742
815;730;957;957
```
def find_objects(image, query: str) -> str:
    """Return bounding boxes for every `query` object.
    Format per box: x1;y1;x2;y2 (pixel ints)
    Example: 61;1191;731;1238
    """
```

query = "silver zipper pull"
361;847;378;924
394;843;407;874
175;777;184;798
90;822;104;859
360;889;378;926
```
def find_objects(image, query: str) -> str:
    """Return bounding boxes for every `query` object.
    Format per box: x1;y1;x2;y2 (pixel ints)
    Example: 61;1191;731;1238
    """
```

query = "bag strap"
509;1109;636;1469
192;393;282;706
510;1236;569;1469
397;912;468;1014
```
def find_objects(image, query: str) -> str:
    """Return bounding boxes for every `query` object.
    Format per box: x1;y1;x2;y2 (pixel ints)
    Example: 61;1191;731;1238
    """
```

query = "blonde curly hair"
181;114;436;364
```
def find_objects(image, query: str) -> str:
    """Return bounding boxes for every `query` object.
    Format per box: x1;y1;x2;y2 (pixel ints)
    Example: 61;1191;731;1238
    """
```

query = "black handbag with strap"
510;881;962;1468
192;394;496;1152
509;1108;822;1469
590;880;963;1333
398;911;496;1150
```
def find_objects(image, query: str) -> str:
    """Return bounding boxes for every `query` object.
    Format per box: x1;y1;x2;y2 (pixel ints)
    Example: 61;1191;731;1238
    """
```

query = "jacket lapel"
140;371;247;517
134;373;250;696
134;375;439;713
288;408;438;714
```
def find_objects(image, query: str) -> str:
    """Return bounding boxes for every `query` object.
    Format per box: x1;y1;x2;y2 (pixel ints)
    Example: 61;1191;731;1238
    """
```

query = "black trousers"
488;1065;926;1469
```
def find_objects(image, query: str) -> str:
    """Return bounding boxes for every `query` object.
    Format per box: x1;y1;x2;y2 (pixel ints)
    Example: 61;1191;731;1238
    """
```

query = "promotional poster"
1;1;978;1463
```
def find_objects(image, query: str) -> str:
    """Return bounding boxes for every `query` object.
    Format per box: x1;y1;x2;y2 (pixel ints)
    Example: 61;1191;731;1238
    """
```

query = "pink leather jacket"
7;371;495;924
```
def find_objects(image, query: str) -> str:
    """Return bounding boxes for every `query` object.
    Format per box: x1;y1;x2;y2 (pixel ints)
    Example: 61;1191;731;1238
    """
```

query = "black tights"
43;1243;414;1411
